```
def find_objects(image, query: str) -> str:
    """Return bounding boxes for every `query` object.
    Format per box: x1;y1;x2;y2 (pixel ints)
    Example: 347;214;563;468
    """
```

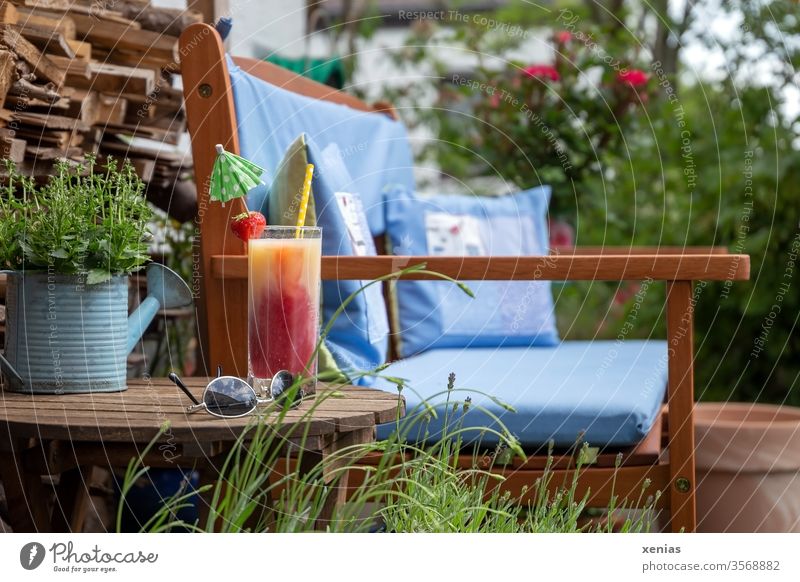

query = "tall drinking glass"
248;226;321;396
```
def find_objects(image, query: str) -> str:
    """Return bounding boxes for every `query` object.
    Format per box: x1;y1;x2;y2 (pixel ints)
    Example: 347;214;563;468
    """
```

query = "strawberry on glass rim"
231;211;267;242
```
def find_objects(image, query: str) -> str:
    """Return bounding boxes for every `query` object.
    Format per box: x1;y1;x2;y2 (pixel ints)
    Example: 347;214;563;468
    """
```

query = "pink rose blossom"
617;69;649;87
614;282;642;306
555;31;572;44
549;219;574;249
523;65;560;82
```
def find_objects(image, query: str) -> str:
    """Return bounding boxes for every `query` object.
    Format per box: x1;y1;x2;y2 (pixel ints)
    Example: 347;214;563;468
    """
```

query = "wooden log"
0;25;64;86
8;78;61;104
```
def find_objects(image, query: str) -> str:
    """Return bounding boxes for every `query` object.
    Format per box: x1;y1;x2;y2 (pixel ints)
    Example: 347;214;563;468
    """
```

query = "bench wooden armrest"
210;254;749;282
552;245;729;255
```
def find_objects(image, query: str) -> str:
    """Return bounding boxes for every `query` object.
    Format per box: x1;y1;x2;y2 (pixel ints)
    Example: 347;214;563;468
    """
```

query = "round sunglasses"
169;370;304;418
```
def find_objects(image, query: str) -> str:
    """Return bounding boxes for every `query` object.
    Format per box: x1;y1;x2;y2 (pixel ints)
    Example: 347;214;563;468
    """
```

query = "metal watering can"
0;264;193;393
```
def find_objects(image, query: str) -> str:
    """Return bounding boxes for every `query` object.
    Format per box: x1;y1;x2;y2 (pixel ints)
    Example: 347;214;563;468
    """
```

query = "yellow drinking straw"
296;163;314;238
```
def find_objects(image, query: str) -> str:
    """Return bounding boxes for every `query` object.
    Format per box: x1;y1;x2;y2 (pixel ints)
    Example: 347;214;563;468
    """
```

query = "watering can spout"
127;264;194;354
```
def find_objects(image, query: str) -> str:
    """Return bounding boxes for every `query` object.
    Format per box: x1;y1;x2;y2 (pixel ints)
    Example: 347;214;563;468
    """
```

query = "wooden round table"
0;379;403;532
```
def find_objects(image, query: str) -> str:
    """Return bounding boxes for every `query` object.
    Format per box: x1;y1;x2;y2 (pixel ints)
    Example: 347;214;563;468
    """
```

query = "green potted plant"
0;157;192;394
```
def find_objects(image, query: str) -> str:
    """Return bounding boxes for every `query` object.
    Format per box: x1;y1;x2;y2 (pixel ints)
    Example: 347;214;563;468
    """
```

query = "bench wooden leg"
666;280;697;533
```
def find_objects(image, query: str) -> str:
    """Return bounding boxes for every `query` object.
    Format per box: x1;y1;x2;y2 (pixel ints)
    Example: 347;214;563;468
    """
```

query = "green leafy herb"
0;157;152;283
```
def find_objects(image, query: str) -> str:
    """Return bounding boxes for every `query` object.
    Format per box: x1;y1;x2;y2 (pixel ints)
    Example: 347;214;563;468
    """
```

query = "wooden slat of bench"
232;56;374;113
211;254;750;282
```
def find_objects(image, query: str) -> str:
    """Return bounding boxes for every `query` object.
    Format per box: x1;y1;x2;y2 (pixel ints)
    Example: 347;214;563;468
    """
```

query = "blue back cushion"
227;56;414;235
228;60;392;381
385;185;560;358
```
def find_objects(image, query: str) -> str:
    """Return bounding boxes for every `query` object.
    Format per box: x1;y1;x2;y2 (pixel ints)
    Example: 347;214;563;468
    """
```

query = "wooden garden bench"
179;23;750;532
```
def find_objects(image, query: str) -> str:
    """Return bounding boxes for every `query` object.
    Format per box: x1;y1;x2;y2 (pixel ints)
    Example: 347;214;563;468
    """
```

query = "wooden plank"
62;91;122;125
233;55;374;113
66;38;90;60
0;135;26;162
491;464;670;510
69;12;176;63
0;2;18;25
180;23;247;376
5;109;89;131
0;25;64;86
91;46;174;72
4;92;70;110
210;254;751;283
48;54;88;77
665;280;697;532
69;62;155;95
25;144;81;159
18;25;76;57
9;1;71;9
552;246;729;255
118;1;203;37
0;48;15;109
16;8;76;38
100;121;181;144
12;128;71;147
0;415;337;442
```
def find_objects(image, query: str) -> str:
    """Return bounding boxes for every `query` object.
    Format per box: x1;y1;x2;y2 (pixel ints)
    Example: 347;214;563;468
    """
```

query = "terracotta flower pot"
695;403;800;532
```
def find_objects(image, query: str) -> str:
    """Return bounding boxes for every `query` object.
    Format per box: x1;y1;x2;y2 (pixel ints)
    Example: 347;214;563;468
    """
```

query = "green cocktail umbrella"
210;144;267;205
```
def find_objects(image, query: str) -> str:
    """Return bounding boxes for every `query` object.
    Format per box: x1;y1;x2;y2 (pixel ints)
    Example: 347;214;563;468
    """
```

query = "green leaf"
87;269;111;285
50;248;69;259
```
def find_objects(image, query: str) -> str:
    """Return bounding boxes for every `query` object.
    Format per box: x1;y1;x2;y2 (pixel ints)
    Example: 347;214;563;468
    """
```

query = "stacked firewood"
0;0;200;198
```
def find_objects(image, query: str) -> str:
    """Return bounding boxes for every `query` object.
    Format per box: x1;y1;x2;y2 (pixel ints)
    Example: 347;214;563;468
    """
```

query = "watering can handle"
127;296;160;354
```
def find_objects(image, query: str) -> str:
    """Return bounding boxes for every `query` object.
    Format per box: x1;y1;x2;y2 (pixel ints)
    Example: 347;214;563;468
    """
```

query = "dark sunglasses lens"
270;371;294;398
204;377;257;417
270;371;303;408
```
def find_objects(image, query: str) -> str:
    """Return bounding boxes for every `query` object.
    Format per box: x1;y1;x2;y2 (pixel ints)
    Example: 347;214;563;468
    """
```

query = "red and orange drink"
248;226;321;396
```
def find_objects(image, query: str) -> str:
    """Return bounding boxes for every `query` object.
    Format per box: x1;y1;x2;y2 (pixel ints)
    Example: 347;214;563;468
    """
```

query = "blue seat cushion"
374;340;668;448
